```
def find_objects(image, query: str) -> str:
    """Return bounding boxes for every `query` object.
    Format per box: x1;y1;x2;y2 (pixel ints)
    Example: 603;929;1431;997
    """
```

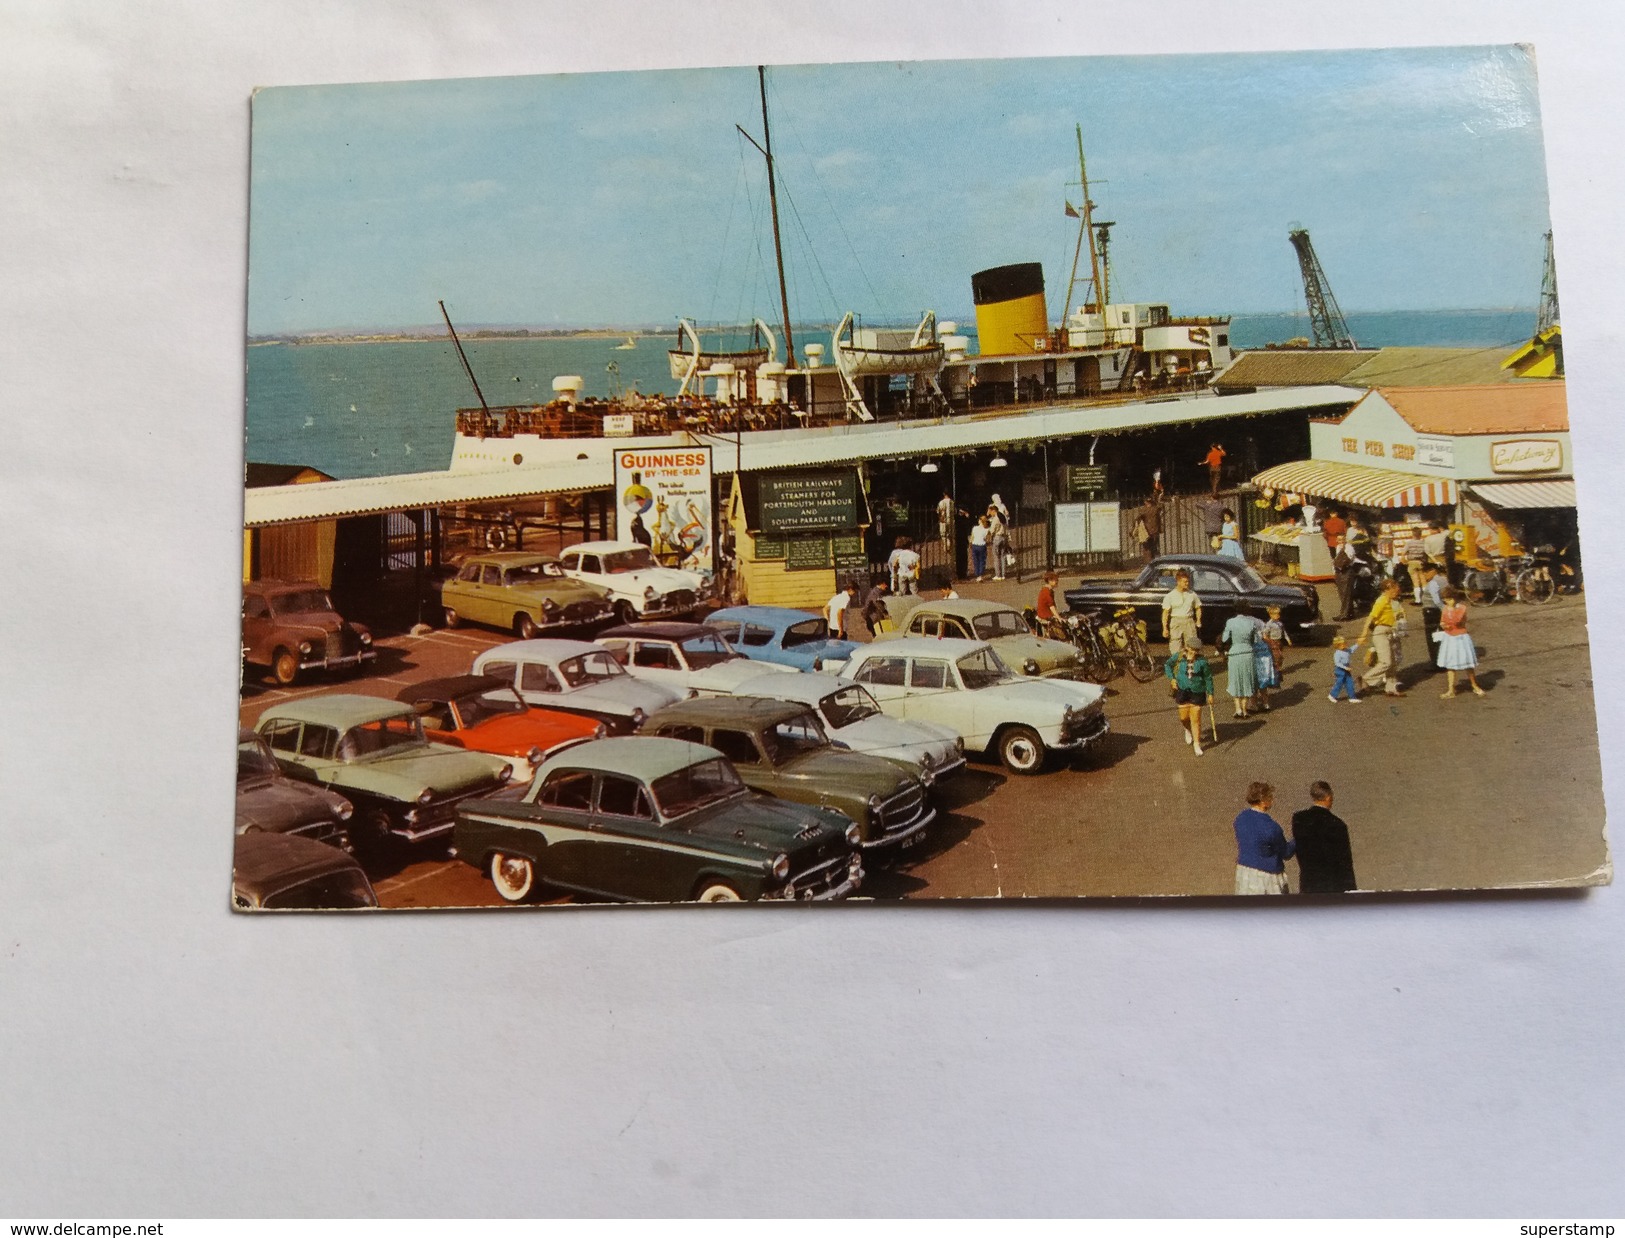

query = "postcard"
237;47;1607;908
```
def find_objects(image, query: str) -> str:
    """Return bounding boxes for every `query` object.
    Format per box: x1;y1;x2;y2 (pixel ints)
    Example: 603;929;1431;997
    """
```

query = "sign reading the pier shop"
1491;439;1563;474
759;470;860;533
614;446;713;574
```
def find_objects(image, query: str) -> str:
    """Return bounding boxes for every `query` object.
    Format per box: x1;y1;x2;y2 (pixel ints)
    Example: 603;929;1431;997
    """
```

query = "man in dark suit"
1291;781;1358;893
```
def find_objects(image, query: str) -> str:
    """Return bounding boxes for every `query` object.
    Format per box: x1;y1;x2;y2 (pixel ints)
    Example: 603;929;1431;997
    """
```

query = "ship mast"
735;66;797;369
1061;124;1108;327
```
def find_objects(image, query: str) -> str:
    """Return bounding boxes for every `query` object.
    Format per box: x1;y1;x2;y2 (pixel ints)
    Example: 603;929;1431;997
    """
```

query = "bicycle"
1463;552;1551;605
1057;609;1123;683
1100;606;1159;683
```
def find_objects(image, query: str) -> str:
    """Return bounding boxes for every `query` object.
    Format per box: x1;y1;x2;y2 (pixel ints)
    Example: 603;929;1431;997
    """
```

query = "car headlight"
770;853;790;880
954;737;965;755
594;722;608;739
644;586;657;599
542;598;560;613
496;765;513;783
358;632;372;646
298;641;312;655
526;745;544;766
417;788;434;805
845;823;861;848
866;793;882;822
336;802;353;821
1023;657;1040;675
631;707;646;726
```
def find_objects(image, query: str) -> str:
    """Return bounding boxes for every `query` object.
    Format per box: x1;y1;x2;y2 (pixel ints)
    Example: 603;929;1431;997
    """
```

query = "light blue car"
703;605;859;672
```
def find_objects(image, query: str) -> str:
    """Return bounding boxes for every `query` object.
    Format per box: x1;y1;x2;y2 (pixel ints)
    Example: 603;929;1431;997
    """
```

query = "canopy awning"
1251;460;1457;509
1465;479;1577;509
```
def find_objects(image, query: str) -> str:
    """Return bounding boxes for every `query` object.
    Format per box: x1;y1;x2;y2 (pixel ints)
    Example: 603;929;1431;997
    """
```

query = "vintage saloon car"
733;672;965;789
558;540;711;624
452;737;863;904
594;622;798;695
440;552;614;638
232;832;378;911
1063;554;1322;645
703;605;859;671
236;728;354;850
642;697;935;854
254;695;513;851
880;597;1083;678
837;637;1109;774
471;639;683;734
241;580;374;686
396;675;605;783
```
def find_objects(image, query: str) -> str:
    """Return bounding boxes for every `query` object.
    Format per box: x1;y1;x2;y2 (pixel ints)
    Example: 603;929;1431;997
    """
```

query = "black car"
235;728;354;850
231;832;378;910
1063;555;1323;645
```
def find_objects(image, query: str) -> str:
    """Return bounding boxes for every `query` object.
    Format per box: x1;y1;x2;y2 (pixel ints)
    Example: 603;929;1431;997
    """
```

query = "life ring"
1189;325;1211;346
485;525;509;551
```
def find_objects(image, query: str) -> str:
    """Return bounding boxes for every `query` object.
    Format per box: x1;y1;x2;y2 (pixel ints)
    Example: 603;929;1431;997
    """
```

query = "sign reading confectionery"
1490;439;1563;474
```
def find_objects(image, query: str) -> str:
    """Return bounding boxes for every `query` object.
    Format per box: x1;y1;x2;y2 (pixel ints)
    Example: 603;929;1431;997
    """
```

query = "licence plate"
899;831;924;850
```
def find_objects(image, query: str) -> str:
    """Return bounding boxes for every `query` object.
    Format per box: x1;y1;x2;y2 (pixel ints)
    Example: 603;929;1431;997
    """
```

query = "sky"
246;45;1553;334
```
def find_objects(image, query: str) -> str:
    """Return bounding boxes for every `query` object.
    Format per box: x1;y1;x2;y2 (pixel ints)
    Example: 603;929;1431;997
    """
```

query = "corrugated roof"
1213;350;1377;390
1466;480;1577;509
1374;384;1569;435
1340;347;1527;387
1252;460;1457;509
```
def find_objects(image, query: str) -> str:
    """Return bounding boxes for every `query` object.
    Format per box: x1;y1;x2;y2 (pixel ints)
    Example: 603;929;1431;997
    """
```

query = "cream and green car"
882;598;1083;678
441;552;614;638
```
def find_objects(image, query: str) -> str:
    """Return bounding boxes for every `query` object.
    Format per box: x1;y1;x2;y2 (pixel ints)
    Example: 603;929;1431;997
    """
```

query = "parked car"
594;622;798;695
241;580;375;686
395;675;606;783
703;605;859;671
557;540;711;624
878;597;1083;678
254;695;513;852
1063;554;1322;645
733;672;966;788
471;639;683;734
439;551;614;638
236;728;354;850
231;832;378;910
453;737;863;904
642;697;935;854
837;637;1109;774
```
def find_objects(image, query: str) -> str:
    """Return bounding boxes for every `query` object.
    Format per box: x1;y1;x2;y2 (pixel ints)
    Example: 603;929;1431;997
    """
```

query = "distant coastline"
248;327;679;347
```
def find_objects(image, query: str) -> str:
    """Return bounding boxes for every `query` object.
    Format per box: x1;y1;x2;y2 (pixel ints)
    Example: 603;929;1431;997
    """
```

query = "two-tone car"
396;675;606;783
231;832;379;911
879;597;1083;678
241;580;375;686
471;639;683;734
703;605;859;671
439;551;614;638
733;672;965;790
1063;554;1322;645
594;622;798;696
641;697;935;855
452;737;863;904
557;540;711;624
236;727;354;850
837;637;1109;774
254;695;513;852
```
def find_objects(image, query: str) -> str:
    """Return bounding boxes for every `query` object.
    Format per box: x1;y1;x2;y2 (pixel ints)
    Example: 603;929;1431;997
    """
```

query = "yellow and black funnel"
972;262;1048;356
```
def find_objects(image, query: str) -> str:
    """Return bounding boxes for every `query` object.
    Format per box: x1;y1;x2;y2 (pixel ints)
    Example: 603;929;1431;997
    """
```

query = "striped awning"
1250;460;1457;509
1466;479;1576;509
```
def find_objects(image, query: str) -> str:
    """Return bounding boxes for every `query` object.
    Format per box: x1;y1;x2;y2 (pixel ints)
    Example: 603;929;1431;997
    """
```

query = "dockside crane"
1288;227;1357;349
1537;229;1560;334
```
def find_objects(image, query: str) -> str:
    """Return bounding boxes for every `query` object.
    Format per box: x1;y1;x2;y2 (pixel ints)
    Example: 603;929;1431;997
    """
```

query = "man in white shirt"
1161;569;1203;654
826;583;858;638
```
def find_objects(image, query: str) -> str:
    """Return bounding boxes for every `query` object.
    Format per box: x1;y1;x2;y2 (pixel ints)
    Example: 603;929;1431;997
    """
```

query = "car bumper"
760;856;864;901
864;805;937;852
536;606;615;630
923;755;968;786
299;649;376;673
1051;713;1111;752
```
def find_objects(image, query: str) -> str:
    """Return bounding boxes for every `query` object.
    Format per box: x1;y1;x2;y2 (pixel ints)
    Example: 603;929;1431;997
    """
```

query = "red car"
397;675;604;782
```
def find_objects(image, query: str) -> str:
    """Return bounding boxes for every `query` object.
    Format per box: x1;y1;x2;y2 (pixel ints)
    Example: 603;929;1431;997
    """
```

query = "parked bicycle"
1099;606;1159;683
1462;550;1554;605
1054;609;1123;683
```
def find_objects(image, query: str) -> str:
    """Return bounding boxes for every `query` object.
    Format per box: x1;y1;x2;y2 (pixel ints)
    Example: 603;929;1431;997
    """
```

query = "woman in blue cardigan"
1232;781;1295;895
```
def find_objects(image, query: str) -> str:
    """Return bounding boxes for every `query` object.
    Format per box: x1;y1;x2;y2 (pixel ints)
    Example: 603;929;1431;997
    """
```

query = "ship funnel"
551;375;584;406
803;343;824;368
972;263;1048;356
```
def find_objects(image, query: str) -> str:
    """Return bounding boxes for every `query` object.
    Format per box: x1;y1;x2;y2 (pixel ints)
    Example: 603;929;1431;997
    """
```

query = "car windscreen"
338;715;426;758
678;632;736;666
603;548;658;573
237;738;280;782
453;689;526;727
262;870;376;910
1236;565;1268;592
781;618;827;649
762;713;827;764
651;758;745;818
820;686;881;730
558;651;625;687
971;610;1026;639
957;647;1014;689
504;561;564;583
270;589;334;615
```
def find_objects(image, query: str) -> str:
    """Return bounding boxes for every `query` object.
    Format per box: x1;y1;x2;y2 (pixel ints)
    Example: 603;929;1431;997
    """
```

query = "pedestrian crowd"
1229;780;1358;895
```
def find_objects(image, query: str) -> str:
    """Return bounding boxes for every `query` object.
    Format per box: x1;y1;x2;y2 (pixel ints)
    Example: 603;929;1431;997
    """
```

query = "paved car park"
238;578;1608;904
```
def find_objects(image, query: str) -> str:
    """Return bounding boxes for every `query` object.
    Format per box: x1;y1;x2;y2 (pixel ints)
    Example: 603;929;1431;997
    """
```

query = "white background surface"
2;0;1621;1217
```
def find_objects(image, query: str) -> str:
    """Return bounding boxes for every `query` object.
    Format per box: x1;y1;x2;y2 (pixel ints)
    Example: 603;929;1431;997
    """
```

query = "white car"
594;622;797;696
734;671;966;789
470;639;683;734
558;540;711;625
836;637;1108;775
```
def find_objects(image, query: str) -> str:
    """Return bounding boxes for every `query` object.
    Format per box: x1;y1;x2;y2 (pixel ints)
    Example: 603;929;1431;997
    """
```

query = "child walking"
1434;585;1486;698
1254;604;1289;710
1328;635;1363;703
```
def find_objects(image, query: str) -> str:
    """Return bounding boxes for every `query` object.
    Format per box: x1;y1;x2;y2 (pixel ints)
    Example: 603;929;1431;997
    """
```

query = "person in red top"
1201;443;1226;496
1321;508;1348;551
1035;571;1060;624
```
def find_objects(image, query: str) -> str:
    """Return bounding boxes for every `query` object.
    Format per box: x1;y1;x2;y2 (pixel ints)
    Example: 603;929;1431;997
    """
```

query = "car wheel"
443;606;461;628
997;725;1046;775
514;612;538;640
489;852;536;903
614;600;638;626
271;647;299;686
695;882;743;903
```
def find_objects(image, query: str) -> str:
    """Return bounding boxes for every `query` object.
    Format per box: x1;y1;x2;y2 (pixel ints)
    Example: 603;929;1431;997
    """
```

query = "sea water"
245;309;1539;481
